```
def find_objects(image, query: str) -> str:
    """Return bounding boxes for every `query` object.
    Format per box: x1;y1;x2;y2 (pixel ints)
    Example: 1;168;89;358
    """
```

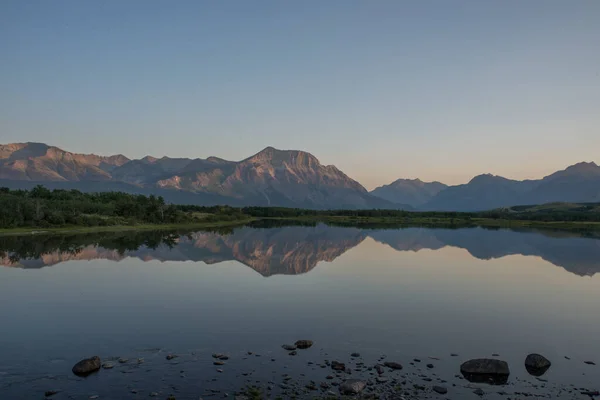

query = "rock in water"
294;340;313;349
72;356;101;376
433;386;448;394
339;379;366;395
525;354;552;376
331;361;346;371
383;361;403;370
460;358;510;385
282;344;297;351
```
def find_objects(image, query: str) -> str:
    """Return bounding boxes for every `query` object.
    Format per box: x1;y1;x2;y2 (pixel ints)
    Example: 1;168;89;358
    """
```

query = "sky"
1;0;599;189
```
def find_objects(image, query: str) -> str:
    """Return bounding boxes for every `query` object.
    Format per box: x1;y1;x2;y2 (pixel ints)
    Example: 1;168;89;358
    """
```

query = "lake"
1;224;599;399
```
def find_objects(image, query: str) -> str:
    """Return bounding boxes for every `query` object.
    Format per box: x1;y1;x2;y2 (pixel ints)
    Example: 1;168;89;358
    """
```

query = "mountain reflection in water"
1;224;600;277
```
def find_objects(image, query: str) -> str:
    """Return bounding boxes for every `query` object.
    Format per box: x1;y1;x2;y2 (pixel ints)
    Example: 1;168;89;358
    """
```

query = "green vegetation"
0;186;251;232
2;187;600;235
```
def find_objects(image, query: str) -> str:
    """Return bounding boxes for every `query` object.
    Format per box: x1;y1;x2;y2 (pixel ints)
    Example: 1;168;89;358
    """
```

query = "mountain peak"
566;161;599;171
141;155;158;163
543;161;600;180
468;174;513;185
246;147;320;167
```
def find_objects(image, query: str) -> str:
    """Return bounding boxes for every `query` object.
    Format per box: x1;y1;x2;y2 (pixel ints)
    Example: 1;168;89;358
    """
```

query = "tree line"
2;186;599;229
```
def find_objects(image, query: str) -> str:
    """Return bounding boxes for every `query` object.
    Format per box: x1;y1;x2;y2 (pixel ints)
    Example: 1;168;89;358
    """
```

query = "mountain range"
0;142;393;209
1;142;599;211
2;225;599;277
420;162;600;211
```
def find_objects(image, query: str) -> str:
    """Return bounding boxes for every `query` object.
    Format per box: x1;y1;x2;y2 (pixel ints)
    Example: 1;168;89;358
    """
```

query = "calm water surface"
1;225;599;399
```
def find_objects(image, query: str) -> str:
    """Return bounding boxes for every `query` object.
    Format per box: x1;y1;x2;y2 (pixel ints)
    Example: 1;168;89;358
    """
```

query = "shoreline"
268;216;600;231
2;216;600;237
11;342;597;400
0;218;257;237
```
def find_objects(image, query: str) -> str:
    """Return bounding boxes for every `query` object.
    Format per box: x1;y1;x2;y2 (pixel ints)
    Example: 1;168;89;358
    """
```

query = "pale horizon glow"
1;1;599;190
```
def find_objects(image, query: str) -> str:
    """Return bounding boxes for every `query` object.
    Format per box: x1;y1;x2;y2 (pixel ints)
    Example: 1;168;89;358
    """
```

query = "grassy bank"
3;215;600;237
0;218;256;237
278;215;600;231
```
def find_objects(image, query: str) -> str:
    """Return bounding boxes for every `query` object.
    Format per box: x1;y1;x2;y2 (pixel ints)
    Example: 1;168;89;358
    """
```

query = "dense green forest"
0;186;247;229
1;186;600;231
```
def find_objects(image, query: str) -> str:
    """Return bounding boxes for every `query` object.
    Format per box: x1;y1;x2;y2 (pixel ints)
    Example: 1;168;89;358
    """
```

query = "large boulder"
525;354;551;376
460;358;510;385
72;356;101;376
339;379;366;395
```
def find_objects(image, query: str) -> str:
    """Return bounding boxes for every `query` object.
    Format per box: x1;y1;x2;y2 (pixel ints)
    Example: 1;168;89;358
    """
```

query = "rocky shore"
28;342;599;399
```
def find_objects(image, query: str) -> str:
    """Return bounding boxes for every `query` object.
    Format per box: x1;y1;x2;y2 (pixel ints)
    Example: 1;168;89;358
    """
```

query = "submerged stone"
460;358;510;385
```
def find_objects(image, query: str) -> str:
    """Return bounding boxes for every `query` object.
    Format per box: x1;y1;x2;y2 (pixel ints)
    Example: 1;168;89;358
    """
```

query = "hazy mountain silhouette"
370;179;447;207
420;163;600;211
0;142;395;209
2;225;599;277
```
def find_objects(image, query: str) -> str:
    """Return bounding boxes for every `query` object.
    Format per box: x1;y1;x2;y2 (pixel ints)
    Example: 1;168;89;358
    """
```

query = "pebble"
294;340;313;349
383;361;403;370
474;388;485;396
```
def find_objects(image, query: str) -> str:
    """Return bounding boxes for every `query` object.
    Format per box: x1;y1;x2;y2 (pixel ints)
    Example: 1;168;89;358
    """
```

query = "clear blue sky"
1;0;599;189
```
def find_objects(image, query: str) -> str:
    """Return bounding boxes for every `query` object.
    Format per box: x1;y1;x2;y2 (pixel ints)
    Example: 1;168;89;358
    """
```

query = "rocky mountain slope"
0;142;395;209
0;143;129;181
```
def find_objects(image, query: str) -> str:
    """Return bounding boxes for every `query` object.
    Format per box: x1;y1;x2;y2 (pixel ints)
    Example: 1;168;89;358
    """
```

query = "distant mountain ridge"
0;142;396;210
420;162;600;211
370;178;447;207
